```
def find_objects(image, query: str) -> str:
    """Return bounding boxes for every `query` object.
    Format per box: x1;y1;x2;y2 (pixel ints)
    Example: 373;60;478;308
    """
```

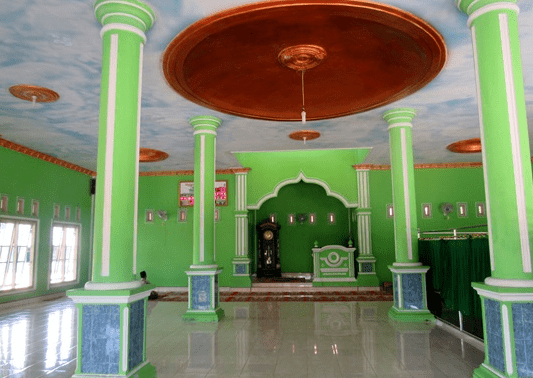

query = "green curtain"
418;237;491;318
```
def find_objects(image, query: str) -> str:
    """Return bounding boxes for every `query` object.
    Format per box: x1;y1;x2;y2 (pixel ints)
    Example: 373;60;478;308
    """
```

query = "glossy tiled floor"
0;298;484;378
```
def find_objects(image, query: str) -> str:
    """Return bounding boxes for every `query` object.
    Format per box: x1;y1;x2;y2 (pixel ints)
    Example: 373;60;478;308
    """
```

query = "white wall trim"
248;171;356;209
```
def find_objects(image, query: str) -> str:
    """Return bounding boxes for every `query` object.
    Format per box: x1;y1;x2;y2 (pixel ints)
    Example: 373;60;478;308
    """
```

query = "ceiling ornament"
279;45;326;124
9;84;60;105
139;148;169;162
446;138;481;153
289;130;321;144
162;0;446;121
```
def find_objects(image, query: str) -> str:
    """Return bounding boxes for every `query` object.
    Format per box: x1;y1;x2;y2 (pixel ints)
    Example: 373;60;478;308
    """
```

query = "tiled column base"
388;266;434;323
356;256;380;287
232;257;252;287
472;283;533;378
183;267;225;322
67;286;156;378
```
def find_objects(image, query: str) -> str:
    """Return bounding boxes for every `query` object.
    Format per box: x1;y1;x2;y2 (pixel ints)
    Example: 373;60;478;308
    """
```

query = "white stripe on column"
472;26;495;271
390;141;399;262
133;42;143;275
122;306;129;372
209;137;213;262
199;135;205;262
101;33;119;277
400;128;413;260
500;13;532;273
235;217;239;256
502;305;513;375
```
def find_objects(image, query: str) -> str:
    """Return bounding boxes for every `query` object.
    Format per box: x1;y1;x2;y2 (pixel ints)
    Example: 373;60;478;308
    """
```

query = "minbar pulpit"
257;220;281;278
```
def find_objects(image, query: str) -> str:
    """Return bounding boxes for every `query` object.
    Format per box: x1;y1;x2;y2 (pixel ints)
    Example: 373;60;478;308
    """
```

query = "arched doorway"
255;181;352;275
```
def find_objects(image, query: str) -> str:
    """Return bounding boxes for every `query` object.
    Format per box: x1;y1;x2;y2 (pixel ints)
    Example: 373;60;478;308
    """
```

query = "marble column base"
67;285;156;377
471;283;533;378
183;267;225;322
388;266;435;323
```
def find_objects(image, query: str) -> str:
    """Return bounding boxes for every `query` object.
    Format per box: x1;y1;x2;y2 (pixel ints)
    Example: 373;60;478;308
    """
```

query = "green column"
457;0;533;285
355;168;379;287
88;0;155;289
67;2;157;377
183;116;224;322
232;169;252;287
457;1;533;377
384;108;419;266
384;108;433;323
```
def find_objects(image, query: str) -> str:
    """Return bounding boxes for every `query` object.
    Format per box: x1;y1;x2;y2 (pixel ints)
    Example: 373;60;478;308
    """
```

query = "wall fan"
157;210;168;221
440;202;454;219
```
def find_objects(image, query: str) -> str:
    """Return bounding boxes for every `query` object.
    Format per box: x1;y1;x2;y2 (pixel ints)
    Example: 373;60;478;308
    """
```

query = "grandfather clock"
257;220;281;278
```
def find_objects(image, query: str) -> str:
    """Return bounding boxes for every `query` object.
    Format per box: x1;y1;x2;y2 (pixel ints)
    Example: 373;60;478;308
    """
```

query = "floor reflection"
0;298;484;378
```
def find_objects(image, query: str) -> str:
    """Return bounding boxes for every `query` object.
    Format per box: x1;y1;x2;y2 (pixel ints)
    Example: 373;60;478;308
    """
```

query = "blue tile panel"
214;275;219;308
402;273;424;310
192;276;211;310
81;304;120;374
485;298;505;373
128;300;145;371
235;264;246;274
362;263;373;273
393;273;399;308
512;302;533;377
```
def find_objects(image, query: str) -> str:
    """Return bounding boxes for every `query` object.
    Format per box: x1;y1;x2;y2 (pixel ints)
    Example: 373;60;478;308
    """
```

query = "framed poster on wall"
179;180;228;207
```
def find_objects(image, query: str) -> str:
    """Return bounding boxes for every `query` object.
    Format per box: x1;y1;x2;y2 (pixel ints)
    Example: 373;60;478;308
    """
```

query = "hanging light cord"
301;70;306;124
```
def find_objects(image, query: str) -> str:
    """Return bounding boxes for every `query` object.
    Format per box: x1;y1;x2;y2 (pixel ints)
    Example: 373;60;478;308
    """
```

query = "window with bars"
0;218;37;292
50;223;79;285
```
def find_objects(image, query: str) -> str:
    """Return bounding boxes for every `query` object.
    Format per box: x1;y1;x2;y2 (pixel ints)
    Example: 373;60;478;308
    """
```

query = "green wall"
136;174;235;287
0;146;93;304
234;148;370;208
370;167;486;283
256;182;351;273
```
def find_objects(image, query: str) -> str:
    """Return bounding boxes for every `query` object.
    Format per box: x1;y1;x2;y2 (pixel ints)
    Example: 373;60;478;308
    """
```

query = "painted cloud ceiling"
1;0;532;172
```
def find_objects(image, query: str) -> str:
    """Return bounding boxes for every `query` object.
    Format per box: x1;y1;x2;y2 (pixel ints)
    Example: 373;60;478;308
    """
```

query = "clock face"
263;230;274;241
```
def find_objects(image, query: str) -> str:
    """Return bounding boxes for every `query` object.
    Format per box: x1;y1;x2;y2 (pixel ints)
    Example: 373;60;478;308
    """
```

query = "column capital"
455;0;519;23
190;115;222;134
94;0;155;38
383;108;416;130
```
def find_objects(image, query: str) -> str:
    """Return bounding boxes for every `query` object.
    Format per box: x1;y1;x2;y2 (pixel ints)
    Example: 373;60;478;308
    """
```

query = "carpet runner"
156;290;392;302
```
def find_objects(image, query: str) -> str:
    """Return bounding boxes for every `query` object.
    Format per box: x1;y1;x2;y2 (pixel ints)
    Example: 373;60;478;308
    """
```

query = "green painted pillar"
87;0;155;289
355;168;379;287
456;1;533;377
67;2;157;378
183;116;225;322
384;108;434;323
232;169;252;287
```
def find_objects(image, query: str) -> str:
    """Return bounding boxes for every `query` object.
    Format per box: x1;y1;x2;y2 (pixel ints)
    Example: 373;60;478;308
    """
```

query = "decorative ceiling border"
0;138;96;176
353;162;484;170
140;167;251;177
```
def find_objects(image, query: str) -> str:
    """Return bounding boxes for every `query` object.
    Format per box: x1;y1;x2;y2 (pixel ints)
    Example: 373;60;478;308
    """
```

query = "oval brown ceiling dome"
163;0;447;121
